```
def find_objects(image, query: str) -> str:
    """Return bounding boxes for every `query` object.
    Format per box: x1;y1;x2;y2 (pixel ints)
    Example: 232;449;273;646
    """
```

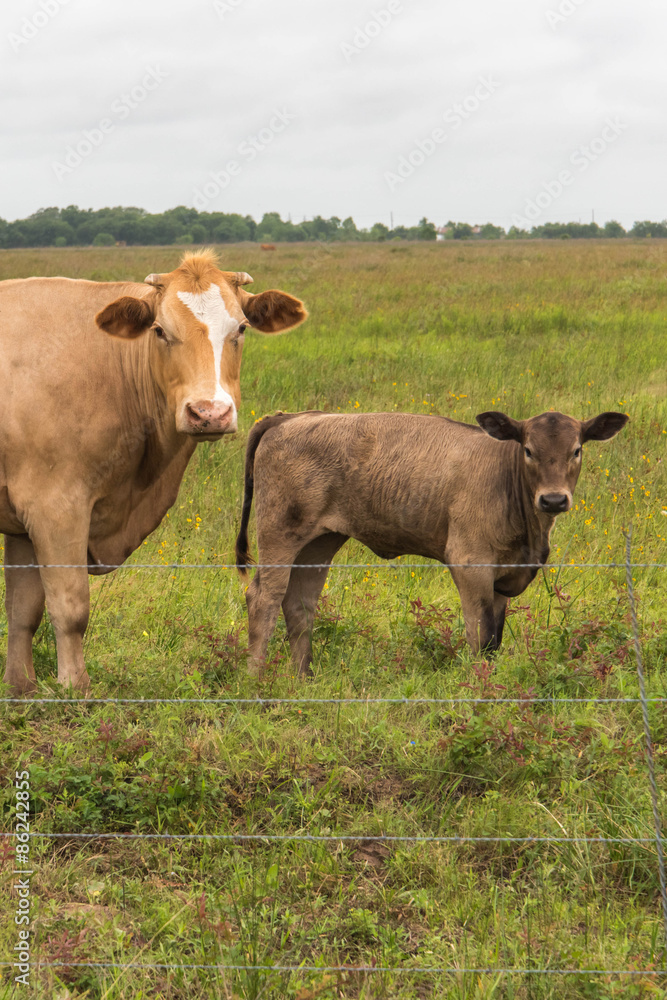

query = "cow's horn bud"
235;272;253;285
144;273;161;285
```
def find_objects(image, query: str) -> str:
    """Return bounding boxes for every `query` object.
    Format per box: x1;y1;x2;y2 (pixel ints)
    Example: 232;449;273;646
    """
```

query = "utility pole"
390;211;394;230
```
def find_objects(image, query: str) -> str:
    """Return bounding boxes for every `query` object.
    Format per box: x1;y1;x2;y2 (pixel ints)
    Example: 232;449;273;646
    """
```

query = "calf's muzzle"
538;492;571;514
184;399;236;435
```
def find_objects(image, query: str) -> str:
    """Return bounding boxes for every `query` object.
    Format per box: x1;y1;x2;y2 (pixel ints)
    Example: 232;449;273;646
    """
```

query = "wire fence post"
624;528;667;962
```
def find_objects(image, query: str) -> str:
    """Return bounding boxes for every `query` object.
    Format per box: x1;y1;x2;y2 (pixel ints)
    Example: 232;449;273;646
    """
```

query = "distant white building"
436;226;452;241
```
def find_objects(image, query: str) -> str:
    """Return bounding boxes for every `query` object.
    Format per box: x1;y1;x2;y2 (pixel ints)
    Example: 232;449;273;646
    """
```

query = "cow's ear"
581;412;629;442
96;295;157;338
476;411;524;442
239;288;308;334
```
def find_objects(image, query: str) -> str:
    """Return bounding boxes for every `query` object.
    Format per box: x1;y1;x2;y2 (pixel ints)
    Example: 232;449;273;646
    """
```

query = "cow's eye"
230;324;247;347
524;447;533;459
573;446;582;459
154;325;167;340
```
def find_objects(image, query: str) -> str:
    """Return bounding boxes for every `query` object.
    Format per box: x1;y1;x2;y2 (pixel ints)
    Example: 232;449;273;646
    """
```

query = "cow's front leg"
31;521;91;693
449;565;498;655
3;535;46;696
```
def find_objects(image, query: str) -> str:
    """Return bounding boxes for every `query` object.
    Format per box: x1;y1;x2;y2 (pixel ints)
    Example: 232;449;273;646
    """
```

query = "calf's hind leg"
245;563;293;676
3;535;46;695
281;533;348;677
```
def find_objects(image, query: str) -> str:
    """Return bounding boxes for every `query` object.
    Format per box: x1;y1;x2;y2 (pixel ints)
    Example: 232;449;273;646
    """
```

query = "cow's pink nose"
185;400;234;434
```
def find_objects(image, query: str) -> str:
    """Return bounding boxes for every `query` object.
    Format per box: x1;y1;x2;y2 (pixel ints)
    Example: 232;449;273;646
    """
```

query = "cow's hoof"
3;674;38;698
58;672;92;698
246;657;263;679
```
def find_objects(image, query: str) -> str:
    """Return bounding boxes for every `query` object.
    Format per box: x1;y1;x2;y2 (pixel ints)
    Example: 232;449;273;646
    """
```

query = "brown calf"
236;409;628;674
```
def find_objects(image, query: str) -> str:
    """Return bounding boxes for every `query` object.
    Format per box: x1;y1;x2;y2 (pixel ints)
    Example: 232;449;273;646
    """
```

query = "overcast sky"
1;0;665;229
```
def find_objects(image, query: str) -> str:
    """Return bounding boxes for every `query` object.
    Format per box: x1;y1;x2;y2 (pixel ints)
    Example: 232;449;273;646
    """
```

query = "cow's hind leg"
245;564;293;677
281;533;348;677
449;565;498;655
3;535;46;696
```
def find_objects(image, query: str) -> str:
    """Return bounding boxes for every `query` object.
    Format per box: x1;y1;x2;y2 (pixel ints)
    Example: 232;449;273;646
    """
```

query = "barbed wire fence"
1;532;666;986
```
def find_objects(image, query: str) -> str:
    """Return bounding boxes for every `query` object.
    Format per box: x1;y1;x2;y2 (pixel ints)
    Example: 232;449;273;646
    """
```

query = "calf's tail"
235;412;304;577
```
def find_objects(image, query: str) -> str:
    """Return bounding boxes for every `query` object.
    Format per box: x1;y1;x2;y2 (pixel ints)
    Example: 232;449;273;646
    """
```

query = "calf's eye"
154;325;167;340
573;447;582;459
524;447;532;459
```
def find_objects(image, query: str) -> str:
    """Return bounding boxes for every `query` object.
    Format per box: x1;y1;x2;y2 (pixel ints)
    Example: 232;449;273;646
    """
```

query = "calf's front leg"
449;565;499;655
493;592;509;648
3;535;46;696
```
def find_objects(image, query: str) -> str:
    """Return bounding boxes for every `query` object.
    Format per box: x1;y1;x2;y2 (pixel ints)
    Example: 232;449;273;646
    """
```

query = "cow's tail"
235;412;304;578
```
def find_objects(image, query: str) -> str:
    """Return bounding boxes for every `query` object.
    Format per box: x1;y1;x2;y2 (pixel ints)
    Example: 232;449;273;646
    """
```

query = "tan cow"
235;408;628;674
1;250;306;695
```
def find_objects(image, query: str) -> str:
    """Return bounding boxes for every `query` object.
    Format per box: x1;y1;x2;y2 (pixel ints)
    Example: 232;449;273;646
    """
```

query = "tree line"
0;206;665;248
0;207;437;248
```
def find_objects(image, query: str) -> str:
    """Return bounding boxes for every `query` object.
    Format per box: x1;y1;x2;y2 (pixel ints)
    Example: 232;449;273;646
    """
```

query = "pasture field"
1;240;666;999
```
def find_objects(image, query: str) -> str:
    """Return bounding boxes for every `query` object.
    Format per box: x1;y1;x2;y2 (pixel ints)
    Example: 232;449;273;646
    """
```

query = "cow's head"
95;250;307;439
476;410;629;515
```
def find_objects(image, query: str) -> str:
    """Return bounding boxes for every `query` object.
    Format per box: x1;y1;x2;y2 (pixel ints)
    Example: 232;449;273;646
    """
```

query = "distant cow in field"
260;244;276;251
0;250;307;695
235;409;628;674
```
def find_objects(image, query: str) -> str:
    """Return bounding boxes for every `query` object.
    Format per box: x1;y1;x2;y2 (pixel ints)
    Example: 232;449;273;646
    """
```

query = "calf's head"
476;410;628;515
95;250;307;439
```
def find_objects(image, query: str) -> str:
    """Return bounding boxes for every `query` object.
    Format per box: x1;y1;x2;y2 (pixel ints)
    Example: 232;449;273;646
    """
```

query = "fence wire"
0;831;659;844
1;695;665;705
3;560;667;569
624;530;667;954
3;540;666;980
0;960;663;977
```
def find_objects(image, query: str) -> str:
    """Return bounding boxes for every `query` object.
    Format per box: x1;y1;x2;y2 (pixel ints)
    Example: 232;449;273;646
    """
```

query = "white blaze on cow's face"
146;272;249;440
95;251;308;441
175;284;244;435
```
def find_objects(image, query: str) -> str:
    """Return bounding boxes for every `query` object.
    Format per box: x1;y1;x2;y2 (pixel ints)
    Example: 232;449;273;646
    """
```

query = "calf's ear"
239;288;308;334
581;412;629;442
476;411;524;442
96;295;157;338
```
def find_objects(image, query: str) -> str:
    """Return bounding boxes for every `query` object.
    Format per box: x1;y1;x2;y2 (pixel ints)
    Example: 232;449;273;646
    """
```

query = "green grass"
1;241;666;998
